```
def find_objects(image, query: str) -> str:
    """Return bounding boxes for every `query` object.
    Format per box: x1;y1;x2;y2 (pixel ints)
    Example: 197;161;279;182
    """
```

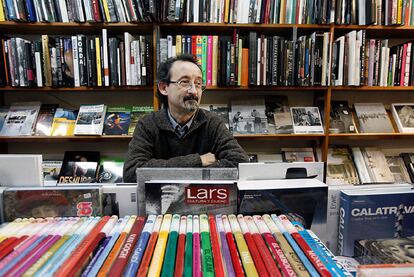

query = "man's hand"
200;152;217;167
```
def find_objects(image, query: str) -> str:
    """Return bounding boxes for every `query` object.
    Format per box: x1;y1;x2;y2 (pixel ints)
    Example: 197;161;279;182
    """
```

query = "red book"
0;236;28;260
192;36;197;55
91;0;102;22
208;215;225;277
222;216;245;277
108;217;146;276
400;43;408;86
174;216;187;277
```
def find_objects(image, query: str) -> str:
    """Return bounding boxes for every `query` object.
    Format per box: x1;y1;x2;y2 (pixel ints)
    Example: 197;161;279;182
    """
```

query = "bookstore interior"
1;0;414;276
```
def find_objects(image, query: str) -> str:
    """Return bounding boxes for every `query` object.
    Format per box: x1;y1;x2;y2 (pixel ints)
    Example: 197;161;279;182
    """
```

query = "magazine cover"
264;95;293;134
330;101;357;133
103;106;131;135
327;147;360;185
34;104;59;136
98;159;124;183
354;103;394;133
50;108;78;136
3;187;102;221
145;180;237;215
0;102;41;136
74;104;106;135
391;103;414;133
229;96;269;134
338;189;414;256
0;106;8;133
58;151;100;183
200;104;230;129
128;106;153;135
290;107;324;134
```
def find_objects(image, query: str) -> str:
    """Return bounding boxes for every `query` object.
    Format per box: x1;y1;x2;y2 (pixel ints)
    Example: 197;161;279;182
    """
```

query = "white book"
114;0;127;22
0;102;41;136
193;0;199;22
335;36;345;86
257;37;261;86
186;0;191;22
133;40;141;85
0;155;43;186
383;47;390;86
35;52;43;87
298;0;304;23
321;32;329;86
71;36;80;87
358;0;366;25
167;35;173;58
130;40;137;85
263;37;267;85
117;48;121;86
291;107;324;134
404;42;412;86
219;0;225;23
354;103;394;133
74;104;106;135
229;96;269;134
124;32;134;85
83;0;93;21
391;103;414;133
346;31;356;86
102;29;109;86
391;53;397;86
351;147;372;183
59;0;69;22
210;0;216;22
75;0;85;22
256;0;262;23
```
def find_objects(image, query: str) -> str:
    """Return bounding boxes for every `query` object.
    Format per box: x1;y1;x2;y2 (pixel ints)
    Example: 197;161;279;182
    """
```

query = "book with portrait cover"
128;106;153;135
290;107;324;134
144;180;237;215
103;106;131;135
57;151;100;184
3;186;102;221
338;189;414;256
354;103;394;133
391;103;414;133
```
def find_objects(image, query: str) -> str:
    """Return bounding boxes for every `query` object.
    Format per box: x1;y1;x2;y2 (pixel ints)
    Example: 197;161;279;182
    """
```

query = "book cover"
42;160;63;183
0;102;41;136
128;106;153;135
58;151;100;183
281;147;315;162
50;108;78;136
330;101;357;133
3;187;102;221
391;103;414;133
352;147;394;184
200;104;230;129
34;104;59;136
327;146;360;185
103;106;131;135
290;107;324;134
74;104;106;135
229;96;269;134
264;95;293;134
386;156;411;184
354;103;394;133
338;189;414;256
145;180;237;215
98;159;123;183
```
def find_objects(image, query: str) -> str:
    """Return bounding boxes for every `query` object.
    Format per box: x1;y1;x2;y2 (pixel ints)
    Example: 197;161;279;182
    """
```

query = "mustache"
183;95;199;101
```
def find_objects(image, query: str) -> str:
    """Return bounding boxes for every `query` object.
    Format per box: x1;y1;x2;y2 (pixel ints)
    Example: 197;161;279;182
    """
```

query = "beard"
182;95;199;112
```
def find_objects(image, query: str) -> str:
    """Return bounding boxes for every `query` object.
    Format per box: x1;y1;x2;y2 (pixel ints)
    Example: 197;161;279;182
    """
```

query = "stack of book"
0;214;351;276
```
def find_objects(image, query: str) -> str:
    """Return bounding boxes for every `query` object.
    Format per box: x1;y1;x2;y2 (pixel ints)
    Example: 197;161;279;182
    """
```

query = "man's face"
161;61;203;114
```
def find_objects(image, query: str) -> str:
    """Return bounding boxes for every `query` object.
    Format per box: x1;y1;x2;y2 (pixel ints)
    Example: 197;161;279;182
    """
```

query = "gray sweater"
123;108;249;182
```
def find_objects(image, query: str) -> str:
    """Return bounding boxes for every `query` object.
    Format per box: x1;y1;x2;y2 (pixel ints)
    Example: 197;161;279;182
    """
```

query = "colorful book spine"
271;214;321;277
192;215;202;277
279;215;332;277
147;214;172;277
263;215;310;277
207;36;213;86
235;215;269;277
183;215;193;277
215;215;236;277
199;214;214;277
242;215;282;277
174;216;186;277
161;214;180;277
109;216;146;276
123;215;156;277
252;215;297;277
81;236;112;277
208;215;225;277
137;215;163;277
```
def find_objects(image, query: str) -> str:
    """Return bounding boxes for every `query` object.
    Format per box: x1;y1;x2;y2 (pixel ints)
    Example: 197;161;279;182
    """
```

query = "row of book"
332;30;414;87
0;31;152;87
0;102;153;137
0;214;351;276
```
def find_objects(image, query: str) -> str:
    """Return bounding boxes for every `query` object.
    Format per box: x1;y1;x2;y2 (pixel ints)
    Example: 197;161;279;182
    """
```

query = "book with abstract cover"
339;189;414;256
229;96;269;134
391;103;414;133
0;102;41;136
128;106;153;135
3;186;102;221
34;104;59;136
352;147;394;184
330;101;357;133
74;104;106;135
327;146;360;185
103;106;131;135
58;151;100;184
354;103;394;133
200;104;230;129
145;180;237;215
290;107;324;134
50;108;78;136
264;95;293;134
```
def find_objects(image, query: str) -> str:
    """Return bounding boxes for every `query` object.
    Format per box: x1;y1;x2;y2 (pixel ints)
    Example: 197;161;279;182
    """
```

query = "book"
281;147;316;162
338;188;414;256
354;103;394;133
357;263;414;276
145;180;237;215
352;147;394;184
391;103;414;133
57;151;100;184
329;101;357;133
385;156;411;184
264;95;292;134
74;104;106;135
327;146;360;185
128;106;153;135
0;102;41;136
50;108;78;136
34;104;59;136
200;104;230;129
0;107;9;133
42;160;63;185
229;96;269;134
290;107;324;134
3;187;102;221
98;159;123;183
103;106;131;135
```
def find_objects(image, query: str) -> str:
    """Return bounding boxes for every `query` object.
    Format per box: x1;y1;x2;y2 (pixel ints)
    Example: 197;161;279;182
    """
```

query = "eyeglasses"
169;79;206;92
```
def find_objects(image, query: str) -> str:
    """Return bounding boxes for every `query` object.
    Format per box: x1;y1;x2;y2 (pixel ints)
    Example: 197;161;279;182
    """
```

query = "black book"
279;39;286;86
53;0;63;22
54;37;63;86
267;36;272;86
249;32;257;86
145;35;152;85
271;36;280;86
78;35;87;86
86;36;97;86
400;153;414;183
109;37;119;86
0;40;7;86
365;0;373;24
24;40;34;87
58;151;100;183
313;32;324;86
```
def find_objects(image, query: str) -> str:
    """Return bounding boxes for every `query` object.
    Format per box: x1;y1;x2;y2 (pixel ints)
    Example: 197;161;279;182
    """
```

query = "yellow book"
212;36;218;86
280;0;286;24
397;0;403;24
95;37;102;87
101;0;111;22
147;214;172;277
42;35;52;87
0;0;5;21
50;108;77;136
224;0;230;23
176;35;182;56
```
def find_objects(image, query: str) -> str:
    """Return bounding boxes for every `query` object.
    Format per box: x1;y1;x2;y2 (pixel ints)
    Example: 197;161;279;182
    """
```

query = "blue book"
4;0;17;20
338;189;414;256
25;0;37;22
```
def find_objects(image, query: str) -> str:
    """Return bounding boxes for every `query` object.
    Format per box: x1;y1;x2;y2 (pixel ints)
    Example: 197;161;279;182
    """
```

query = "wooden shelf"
334;24;414;30
332;86;414;91
0;86;153;92
205;86;327;91
0;136;132;142
329;133;414;140
234;134;325;140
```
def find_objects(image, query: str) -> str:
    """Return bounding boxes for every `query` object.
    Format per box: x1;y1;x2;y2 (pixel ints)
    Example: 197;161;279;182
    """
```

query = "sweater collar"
155;108;208;133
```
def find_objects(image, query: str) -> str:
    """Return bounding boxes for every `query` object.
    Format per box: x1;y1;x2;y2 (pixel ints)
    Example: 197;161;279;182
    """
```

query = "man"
123;54;249;182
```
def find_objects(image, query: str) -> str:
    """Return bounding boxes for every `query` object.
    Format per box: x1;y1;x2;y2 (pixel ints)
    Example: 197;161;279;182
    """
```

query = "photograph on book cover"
356;237;414;264
290;107;324;134
229;97;269;134
200;104;229;129
392;104;414;133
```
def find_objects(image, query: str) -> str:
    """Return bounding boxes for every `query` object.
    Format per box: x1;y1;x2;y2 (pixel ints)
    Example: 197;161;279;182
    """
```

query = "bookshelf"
2;19;414;163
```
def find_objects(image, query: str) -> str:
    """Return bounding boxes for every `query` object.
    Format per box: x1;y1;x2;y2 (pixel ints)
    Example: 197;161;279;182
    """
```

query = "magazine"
330;101;357;133
290;107;324;134
74;104;106;135
50;108;78;136
128;106;153;135
103;106;131;135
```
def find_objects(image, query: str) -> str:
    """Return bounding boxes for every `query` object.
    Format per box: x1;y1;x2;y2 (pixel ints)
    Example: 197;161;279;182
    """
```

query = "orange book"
241;48;249;87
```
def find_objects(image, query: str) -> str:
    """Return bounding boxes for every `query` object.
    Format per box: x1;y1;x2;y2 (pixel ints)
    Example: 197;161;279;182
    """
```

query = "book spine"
160;214;180;277
207;215;225;277
199;214;214;277
183;215;193;277
215;215;236;277
72;36;80;87
95;37;102;86
102;29;109;86
173;216;186;277
207;36;213;87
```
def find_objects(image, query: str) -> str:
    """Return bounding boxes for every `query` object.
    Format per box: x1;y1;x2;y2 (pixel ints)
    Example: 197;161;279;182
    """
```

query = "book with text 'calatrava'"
144;180;237;215
338;188;414;257
3;186;102;221
58;151;100;184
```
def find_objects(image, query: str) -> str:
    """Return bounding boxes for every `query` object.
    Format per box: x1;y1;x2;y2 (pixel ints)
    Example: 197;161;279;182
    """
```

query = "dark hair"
156;54;201;107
